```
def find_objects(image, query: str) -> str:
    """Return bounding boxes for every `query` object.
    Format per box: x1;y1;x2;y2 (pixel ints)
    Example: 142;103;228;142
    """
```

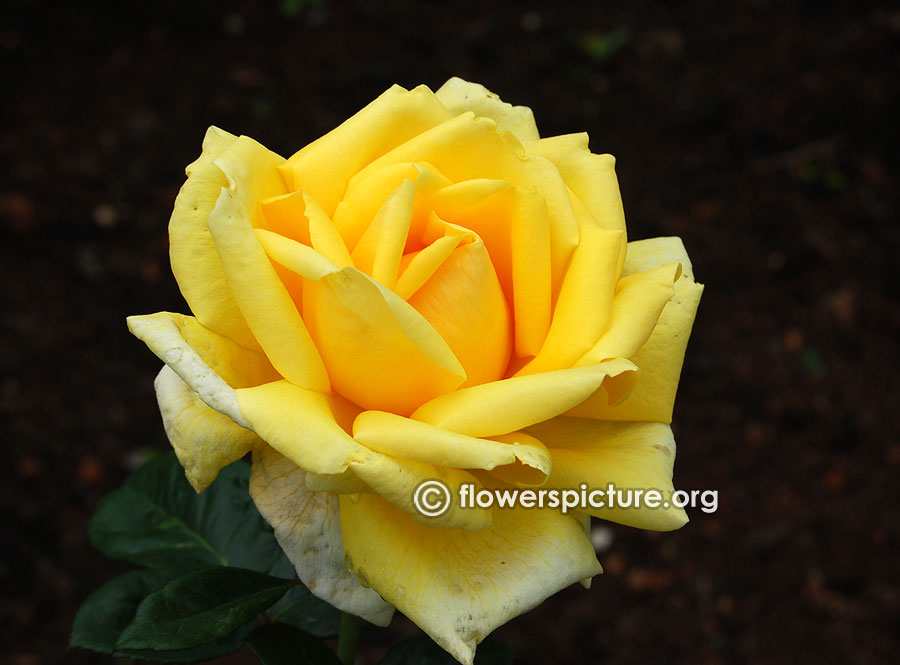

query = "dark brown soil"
2;1;899;664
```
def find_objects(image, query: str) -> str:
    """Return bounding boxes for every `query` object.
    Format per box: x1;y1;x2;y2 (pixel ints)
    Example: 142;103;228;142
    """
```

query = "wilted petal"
249;445;394;625
435;77;540;142
126;312;279;427
155;366;263;492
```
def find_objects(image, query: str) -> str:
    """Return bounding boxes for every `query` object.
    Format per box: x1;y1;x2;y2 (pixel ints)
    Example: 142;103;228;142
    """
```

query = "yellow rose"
127;78;702;664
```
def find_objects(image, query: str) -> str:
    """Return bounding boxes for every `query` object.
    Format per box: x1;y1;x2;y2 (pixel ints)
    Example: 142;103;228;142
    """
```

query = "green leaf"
71;568;174;653
380;634;515;665
267;584;343;638
88;451;292;575
248;623;343;665
116;567;293;651
71;568;253;662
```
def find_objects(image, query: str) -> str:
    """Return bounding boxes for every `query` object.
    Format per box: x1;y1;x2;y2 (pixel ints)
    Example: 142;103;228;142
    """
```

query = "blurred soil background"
2;1;899;663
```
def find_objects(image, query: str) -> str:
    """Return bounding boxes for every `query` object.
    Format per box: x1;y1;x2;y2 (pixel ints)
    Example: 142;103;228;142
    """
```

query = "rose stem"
337;612;362;665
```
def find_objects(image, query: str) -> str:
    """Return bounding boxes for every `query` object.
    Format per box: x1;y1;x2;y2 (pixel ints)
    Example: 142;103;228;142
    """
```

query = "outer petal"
525;133;626;234
340;494;601;665
348;452;491;532
569;237;703;423
168;126;259;350
155;366;263;492
411;358;637;437
574;262;681;366
126;312;279;427
529;417;688;531
281;85;453;215
352;411;551;483
207;136;330;392
235;380;368;476
435;77;540;143
249;445;394;626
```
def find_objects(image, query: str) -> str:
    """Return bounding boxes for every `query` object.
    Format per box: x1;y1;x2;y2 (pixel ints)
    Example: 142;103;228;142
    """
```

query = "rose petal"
305;267;466;415
574;262;680;367
411;358;637;437
354;113;579;293
235;380;368;475
340;494;601;665
569;238;703;423
350;178;416;289
395;234;464;300
126;312;279;427
430;180;552;358
407;234;511;387
280;85;453;215
249;445;394;626
435;77;540;143
207;136;330;392
525;133;626;235
348;452;491;532
528;417;688;531
517;225;624;375
337;162;451;254
352;411;551;484
155;366;263;492
167;126;259;350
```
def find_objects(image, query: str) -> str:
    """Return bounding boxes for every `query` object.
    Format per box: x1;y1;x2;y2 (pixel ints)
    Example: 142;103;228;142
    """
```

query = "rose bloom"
128;78;702;664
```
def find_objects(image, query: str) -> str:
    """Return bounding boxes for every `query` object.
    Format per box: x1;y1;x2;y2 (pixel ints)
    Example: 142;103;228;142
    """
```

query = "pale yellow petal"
435;77;540;142
570;237;703;423
126;312;279;427
155;366;263;492
207;136;329;392
348;453;491;532
411;358;637;437
529;417;688;531
525;133;626;234
167;126;259;349
249;445;394;625
281;85;453;215
352;411;551;484
575;262;680;366
235;380;367;475
518;226;623;375
305;267;465;415
354;113;579;294
340;494;601;665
